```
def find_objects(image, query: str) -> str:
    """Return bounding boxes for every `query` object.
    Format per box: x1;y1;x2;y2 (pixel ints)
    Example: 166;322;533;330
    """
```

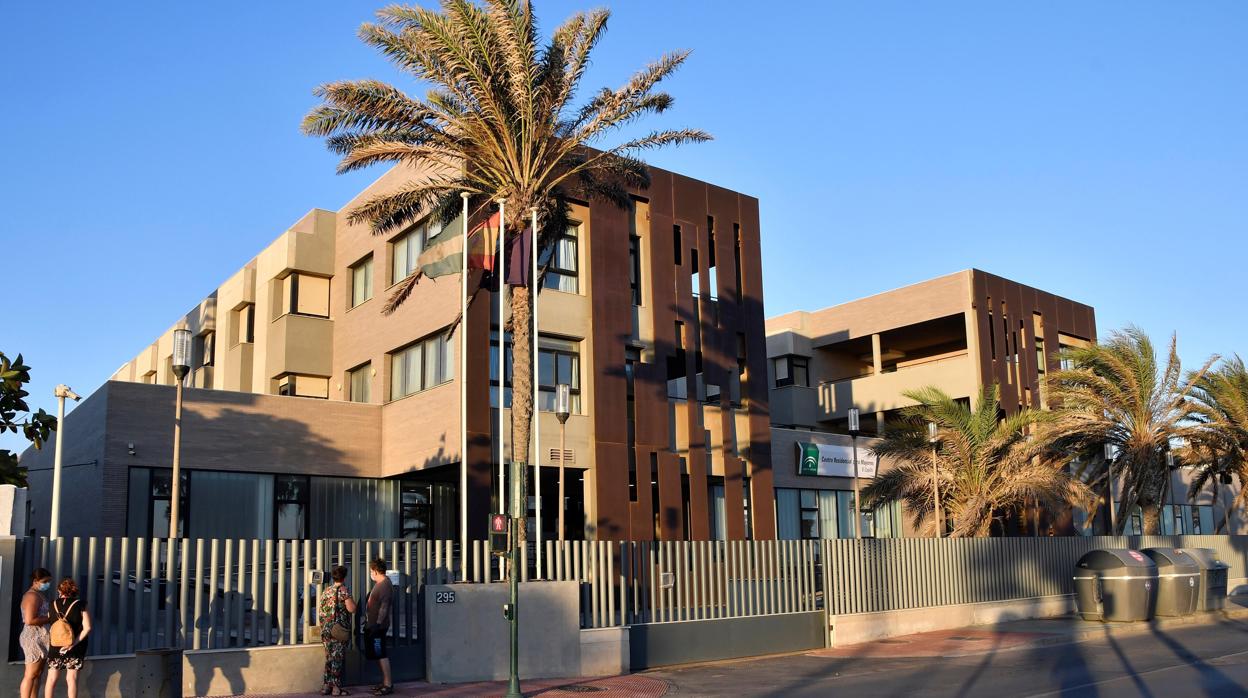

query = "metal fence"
16;534;1248;660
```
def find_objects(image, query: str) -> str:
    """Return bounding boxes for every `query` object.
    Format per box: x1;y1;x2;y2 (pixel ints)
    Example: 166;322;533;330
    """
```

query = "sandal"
374;687;394;696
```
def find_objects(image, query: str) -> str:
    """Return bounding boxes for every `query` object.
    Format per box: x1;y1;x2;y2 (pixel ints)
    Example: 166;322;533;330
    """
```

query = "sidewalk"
814;594;1248;659
210;674;668;698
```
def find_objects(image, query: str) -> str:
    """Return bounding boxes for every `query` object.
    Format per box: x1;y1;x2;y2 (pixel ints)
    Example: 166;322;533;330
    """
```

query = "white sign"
795;442;877;479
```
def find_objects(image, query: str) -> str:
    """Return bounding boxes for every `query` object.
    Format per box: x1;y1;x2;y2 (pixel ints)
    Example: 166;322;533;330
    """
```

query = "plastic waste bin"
1140;547;1199;617
1073;549;1158;622
1186;547;1230;611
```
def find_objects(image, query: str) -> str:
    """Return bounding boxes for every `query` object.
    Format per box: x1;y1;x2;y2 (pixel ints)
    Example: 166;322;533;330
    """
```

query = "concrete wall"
628;611;825;669
424;581;580;683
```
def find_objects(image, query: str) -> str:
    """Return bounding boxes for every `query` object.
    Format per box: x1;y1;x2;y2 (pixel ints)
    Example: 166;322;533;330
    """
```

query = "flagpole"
460;192;469;578
531;206;541;577
497;199;507;520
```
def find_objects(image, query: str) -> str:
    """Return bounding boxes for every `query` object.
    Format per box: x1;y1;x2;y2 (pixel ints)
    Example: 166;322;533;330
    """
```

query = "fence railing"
16;534;1248;660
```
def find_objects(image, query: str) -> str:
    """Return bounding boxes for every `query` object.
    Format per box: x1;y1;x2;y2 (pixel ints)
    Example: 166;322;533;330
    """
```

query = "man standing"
365;558;393;695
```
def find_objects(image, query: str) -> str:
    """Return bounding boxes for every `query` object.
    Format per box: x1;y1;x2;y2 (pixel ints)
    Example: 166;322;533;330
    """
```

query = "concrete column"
871;334;883;375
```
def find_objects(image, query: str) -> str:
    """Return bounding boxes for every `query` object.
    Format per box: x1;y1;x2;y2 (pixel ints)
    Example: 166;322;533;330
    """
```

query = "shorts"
47;651;84;671
362;625;388;661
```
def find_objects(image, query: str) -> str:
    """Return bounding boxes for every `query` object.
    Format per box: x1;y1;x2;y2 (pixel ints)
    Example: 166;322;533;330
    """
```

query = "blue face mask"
37;582;50;592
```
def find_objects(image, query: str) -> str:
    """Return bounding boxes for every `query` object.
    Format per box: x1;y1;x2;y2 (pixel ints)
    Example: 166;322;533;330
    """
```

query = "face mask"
37;582;50;592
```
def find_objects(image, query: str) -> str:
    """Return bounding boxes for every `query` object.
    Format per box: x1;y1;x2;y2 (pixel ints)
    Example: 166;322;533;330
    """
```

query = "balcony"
816;351;977;422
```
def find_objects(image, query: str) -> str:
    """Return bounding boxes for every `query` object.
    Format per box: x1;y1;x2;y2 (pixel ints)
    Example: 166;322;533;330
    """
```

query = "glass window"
540;225;579;293
708;483;726;540
351;256;374;307
818;490;838;540
776;488;800;540
147;468;189;538
348;363;371;403
392;225;424;284
390;331;453;400
275;474;308;539
836;491;857;538
629;235;642;305
799;489;820;539
773;355;809;388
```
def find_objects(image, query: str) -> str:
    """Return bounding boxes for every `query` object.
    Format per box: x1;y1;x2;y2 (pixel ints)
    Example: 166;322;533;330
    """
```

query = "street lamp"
848;408;862;539
169;328;192;539
555;384;571;542
928;422;942;538
49;384;81;539
1104;443;1116;535
1164;450;1176;533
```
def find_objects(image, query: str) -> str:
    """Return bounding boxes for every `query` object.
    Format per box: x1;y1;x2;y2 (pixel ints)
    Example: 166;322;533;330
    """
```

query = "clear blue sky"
2;1;1245;455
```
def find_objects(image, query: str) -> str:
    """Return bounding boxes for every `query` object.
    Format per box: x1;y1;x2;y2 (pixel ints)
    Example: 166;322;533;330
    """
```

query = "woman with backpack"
45;577;91;698
318;565;357;696
18;568;52;698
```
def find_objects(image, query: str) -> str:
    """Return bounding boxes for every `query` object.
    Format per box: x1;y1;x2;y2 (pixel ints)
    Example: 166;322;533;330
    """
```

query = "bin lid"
1184;547;1231;570
1140;547;1200;574
1075;549;1158;572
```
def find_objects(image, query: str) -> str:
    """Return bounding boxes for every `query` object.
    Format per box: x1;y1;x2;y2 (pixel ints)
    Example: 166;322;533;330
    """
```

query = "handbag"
328;588;351;643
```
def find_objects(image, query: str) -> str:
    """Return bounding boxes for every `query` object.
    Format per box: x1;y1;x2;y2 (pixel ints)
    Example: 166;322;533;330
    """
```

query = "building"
20;162;776;543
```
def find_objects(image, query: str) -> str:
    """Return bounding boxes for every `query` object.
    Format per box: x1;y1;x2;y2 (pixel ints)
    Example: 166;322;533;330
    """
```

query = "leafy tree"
863;385;1092;537
0;352;57;487
1185;355;1248;532
303;0;708;547
1040;326;1214;534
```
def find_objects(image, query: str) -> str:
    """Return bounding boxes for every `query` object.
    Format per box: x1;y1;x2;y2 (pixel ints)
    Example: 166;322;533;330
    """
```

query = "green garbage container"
1186;547;1230;611
1073;549;1158;622
1140;547;1199;617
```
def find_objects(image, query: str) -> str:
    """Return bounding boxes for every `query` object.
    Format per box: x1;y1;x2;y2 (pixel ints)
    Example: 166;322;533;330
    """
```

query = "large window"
776;487;903;540
773;355;809;388
629;235;642;306
492;333;582;411
540;224;579;293
348;362;372;403
390;331;454;400
275;474;308;539
351;255;374;308
392;227;424;284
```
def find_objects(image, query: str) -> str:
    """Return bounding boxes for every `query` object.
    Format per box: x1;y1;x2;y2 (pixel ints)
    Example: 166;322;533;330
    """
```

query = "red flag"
467;212;500;272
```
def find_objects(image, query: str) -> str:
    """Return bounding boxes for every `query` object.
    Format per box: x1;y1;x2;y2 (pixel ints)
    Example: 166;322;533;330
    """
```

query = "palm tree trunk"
510;286;534;560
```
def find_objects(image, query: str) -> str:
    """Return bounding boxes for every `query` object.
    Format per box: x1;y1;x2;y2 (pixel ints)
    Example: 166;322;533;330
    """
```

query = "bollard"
134;647;183;698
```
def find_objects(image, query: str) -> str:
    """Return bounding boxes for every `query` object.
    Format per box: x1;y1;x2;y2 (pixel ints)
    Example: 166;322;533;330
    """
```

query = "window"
672;225;682;266
493;333;582;411
391;331;454;400
196;331;215;367
800;489;820;539
538;337;582;413
151;468;189;538
232;303;255;345
626;347;640;502
733;223;743;304
275;475;308;539
540;224;579;293
351;255;374;308
392;226;424;284
629;235;642;305
348;362;372;403
276;374;330;398
773;355;809;388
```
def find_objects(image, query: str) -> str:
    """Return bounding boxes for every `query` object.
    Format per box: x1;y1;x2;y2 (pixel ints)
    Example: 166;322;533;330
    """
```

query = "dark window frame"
773;355;809;388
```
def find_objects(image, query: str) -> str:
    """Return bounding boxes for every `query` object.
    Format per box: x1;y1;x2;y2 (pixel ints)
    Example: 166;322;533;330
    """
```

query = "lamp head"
54;385;81;402
927;421;938;444
555;384;571;423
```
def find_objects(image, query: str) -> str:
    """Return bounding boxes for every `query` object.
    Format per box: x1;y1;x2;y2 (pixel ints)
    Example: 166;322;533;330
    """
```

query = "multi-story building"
766;270;1100;538
20;162;776;543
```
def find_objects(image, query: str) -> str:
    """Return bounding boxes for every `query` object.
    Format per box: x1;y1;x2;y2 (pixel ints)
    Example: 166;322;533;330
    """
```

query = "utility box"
1140;548;1199;617
1073;549;1158;622
1184;547;1229;612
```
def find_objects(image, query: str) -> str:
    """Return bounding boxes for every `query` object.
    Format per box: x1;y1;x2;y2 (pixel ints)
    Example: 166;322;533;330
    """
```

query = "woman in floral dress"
318;566;357;695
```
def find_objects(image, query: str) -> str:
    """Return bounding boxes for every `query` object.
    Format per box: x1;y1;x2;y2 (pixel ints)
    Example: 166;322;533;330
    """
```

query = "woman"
19;568;52;698
45;577;91;698
318;566;357;696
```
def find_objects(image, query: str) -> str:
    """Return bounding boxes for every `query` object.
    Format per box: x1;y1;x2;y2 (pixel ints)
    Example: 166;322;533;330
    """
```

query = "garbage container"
1073;549;1158;622
1140;547;1200;617
1186;547;1230;611
134;647;183;698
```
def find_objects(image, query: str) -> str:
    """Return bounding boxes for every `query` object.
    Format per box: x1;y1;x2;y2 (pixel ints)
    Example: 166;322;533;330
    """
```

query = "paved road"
645;617;1248;697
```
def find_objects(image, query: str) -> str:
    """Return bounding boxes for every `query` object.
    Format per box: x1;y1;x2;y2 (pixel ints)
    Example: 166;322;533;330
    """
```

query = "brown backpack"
49;599;78;648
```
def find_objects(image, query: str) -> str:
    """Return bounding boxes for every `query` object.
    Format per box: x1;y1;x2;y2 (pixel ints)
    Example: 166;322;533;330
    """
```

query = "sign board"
795;442;878;479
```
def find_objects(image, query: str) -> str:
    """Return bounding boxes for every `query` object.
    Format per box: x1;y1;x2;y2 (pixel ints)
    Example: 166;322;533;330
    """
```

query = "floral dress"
318;584;352;688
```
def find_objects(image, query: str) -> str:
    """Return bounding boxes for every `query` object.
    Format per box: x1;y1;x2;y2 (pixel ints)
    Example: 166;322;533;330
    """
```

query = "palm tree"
1185;356;1248;532
862;385;1092;538
1040;326;1215;534
302;1;708;545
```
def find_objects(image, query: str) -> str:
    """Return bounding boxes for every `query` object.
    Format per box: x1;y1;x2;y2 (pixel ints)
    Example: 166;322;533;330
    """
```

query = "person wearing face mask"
19;568;53;698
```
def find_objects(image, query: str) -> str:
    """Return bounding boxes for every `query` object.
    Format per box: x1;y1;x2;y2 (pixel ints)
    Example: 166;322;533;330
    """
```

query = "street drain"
558;686;607;693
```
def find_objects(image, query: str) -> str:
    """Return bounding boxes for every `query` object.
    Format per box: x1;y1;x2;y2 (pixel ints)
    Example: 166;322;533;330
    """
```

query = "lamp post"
1164;450;1176;534
555;384;571;542
169;328;192;538
1104;443;1116;535
49;384;81;539
848;408;862;539
928;422;942;538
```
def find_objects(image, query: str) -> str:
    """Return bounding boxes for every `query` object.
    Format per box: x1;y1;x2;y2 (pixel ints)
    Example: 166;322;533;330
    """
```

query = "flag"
417;211;500;279
504;227;532;287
